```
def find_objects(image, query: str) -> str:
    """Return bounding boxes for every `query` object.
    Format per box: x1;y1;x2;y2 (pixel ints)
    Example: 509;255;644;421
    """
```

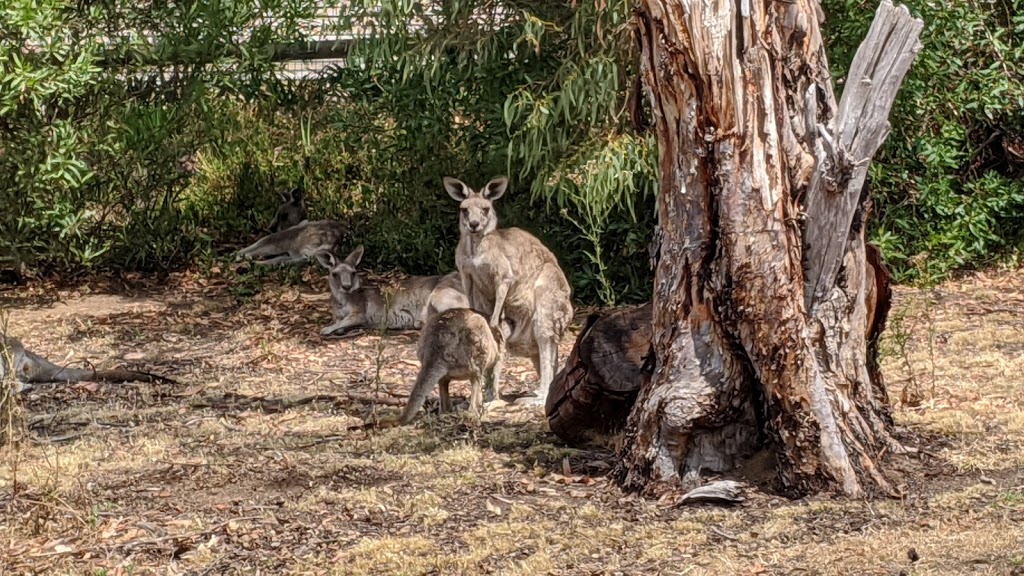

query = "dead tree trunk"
613;0;922;497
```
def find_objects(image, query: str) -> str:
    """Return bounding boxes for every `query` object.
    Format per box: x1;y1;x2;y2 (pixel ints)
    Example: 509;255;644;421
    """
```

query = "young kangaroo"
267;186;309;233
398;308;510;424
315;246;467;337
444;175;573;407
236;219;346;267
1;334;176;394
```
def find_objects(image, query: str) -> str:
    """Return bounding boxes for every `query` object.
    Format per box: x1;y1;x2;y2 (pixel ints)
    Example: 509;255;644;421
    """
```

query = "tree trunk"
614;0;922;497
544;240;892;448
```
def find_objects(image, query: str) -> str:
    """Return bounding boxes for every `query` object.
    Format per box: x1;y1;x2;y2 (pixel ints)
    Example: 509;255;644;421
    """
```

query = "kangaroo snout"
468;220;483;232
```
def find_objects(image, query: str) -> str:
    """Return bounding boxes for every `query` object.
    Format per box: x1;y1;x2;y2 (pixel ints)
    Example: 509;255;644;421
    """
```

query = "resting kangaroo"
267;186;308;233
1;334;175;394
235;219;346;267
444;175;573;407
315;246;466;337
399;308;510;424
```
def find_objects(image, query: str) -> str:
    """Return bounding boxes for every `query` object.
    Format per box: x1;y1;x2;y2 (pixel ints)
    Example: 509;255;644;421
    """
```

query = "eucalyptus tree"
611;0;923;497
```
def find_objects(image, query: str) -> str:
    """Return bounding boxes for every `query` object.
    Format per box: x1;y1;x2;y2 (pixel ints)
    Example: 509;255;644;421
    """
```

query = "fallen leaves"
3;269;1024;575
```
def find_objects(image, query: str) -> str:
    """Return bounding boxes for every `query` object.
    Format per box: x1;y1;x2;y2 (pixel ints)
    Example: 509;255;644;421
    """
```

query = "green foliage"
6;0;1019;303
1;0;654;305
0;0;314;274
330;0;655;304
823;0;1024;283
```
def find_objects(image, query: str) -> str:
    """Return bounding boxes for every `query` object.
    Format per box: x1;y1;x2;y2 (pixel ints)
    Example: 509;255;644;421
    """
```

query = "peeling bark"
614;0;922;497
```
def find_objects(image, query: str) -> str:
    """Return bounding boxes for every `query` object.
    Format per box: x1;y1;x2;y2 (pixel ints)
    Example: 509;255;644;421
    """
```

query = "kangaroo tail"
23;350;176;385
399;362;448;425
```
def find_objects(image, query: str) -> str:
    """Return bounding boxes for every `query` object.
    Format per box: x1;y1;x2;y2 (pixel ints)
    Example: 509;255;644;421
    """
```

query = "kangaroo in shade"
235;219;346;267
1;334;176;394
398;308;511;424
267;186;308;233
445;175;573;408
315;245;467;337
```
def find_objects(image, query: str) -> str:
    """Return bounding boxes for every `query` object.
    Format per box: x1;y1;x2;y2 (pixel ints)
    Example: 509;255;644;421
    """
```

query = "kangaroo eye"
482;207;490;216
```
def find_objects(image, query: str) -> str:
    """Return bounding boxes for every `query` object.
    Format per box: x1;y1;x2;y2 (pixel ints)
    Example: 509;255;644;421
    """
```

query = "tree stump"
545;302;653;445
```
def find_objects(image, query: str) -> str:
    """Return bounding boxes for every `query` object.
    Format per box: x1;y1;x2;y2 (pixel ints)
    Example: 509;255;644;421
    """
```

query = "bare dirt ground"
1;265;1023;576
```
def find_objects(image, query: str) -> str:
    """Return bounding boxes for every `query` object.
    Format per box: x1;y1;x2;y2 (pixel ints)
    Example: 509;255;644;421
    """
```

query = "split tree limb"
803;0;923;311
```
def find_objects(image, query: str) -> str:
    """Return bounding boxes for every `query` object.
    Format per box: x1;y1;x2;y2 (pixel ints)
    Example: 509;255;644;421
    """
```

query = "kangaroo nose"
341;283;352;291
469;220;481;230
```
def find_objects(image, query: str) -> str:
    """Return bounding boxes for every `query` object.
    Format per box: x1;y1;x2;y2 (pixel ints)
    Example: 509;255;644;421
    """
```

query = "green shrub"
823;0;1024;283
4;0;1021;305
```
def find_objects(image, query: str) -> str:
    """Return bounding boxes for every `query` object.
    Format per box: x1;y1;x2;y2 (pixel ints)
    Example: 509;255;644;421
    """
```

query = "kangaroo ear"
483;176;508;201
443;177;471;201
345;245;365;267
314;250;337;269
290;187;304;203
279;190;290;203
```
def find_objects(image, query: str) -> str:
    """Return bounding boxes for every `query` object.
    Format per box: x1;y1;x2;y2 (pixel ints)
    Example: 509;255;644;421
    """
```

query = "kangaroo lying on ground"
315;245;467;337
399;307;510;424
1;334;176;394
444;175;573;408
235;219;346;267
267;186;308;233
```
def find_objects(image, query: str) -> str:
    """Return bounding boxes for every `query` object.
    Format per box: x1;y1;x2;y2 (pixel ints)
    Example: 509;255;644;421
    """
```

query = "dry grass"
1;266;1023;575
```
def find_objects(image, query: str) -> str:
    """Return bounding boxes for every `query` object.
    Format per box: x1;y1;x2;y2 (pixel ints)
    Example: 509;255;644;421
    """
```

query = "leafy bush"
0;0;314;274
823;0;1024;283
3;0;1021;305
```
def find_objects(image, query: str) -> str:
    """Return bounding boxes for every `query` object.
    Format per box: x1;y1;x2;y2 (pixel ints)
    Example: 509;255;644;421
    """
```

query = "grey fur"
422;271;470;323
1;334;175;394
316;246;467;337
398;308;509;424
267;187;308;233
236;219;346;267
445;175;573;407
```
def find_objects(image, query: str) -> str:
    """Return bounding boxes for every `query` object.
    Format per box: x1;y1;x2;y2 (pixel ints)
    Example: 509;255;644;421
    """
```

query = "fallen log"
545;302;653;446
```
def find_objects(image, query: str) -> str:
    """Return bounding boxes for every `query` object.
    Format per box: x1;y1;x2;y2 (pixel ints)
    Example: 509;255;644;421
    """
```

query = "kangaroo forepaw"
321;325;349;337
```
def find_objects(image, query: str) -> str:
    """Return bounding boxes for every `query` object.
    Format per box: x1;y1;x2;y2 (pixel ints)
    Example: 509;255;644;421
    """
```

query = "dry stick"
110;516;265;553
344;392;404;407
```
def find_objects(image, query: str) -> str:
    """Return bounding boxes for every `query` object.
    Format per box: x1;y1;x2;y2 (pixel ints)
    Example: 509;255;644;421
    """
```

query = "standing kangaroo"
235;219;346;267
1;334;175;394
398;308;509;424
315;246;467;337
444;175;573;407
267;186;309;233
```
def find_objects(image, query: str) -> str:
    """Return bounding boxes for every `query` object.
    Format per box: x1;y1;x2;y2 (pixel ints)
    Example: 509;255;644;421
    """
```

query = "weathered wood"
545;303;652;445
616;0;921;498
865;241;893;416
803;1;924;311
677;480;746;506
